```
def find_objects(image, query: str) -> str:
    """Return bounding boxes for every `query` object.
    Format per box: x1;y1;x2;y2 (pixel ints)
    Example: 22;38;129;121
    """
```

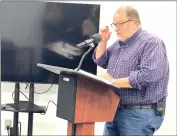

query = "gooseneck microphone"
75;33;102;71
76;33;102;48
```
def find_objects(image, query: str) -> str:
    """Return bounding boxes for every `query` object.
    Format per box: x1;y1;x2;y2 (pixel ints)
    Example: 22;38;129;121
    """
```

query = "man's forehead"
113;11;128;23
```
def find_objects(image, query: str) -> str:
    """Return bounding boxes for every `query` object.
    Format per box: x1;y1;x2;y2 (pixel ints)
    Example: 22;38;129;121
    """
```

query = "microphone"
76;33;102;48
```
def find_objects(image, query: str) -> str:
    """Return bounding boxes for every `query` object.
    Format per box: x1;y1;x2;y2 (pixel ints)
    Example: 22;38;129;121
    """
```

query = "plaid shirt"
93;28;169;105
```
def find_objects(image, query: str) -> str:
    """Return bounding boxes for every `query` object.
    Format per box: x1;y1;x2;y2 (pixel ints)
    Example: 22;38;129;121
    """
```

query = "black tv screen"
1;1;100;84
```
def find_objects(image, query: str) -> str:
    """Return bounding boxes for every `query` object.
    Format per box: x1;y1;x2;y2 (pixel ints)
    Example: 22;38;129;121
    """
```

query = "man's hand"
113;77;132;88
98;72;112;81
97;72;132;89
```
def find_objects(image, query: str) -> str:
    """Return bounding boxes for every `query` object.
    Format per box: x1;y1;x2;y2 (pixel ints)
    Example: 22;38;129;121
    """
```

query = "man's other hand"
98;72;112;81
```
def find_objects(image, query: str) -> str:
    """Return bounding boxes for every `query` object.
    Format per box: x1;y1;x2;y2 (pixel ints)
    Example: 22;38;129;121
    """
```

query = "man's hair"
115;6;141;24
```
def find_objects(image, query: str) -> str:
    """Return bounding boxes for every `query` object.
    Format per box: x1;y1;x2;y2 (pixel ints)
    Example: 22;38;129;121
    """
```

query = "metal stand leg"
27;83;34;136
13;83;20;136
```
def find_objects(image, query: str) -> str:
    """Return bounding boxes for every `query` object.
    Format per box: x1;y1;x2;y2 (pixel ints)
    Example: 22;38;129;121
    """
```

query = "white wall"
1;1;176;135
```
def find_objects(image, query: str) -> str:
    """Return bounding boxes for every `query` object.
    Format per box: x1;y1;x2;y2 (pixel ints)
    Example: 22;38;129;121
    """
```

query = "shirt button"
121;49;123;51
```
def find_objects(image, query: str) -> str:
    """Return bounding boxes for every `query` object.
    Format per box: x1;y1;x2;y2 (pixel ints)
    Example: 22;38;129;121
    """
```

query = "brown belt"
119;104;155;109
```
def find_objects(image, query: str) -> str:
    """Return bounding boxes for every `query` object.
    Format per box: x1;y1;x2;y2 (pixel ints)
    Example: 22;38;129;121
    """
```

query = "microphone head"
92;33;102;43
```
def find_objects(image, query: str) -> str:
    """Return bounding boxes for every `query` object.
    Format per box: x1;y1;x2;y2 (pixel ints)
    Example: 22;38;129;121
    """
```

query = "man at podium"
93;6;169;136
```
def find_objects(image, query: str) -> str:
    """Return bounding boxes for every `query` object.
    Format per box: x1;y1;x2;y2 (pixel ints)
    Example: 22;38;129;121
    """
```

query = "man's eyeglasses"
111;19;132;29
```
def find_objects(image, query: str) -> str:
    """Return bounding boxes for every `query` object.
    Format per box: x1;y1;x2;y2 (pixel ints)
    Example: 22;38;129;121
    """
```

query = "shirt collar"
118;27;142;46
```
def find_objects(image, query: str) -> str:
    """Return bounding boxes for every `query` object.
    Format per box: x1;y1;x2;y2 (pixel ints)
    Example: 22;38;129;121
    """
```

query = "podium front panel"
56;74;77;122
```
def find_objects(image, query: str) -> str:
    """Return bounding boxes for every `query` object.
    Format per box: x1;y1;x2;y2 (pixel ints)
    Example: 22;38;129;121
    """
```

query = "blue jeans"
103;108;164;136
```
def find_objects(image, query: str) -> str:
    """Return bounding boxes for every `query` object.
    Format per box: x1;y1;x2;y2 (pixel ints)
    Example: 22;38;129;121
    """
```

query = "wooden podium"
37;63;120;136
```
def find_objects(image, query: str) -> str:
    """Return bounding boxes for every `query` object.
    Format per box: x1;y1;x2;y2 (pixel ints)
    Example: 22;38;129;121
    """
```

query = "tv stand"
1;83;46;136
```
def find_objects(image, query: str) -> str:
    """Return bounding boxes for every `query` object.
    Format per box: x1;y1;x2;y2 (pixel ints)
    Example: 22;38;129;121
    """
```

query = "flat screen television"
1;1;100;84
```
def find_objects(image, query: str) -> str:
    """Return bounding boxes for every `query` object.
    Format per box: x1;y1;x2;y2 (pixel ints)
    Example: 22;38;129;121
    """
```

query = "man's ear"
134;19;139;27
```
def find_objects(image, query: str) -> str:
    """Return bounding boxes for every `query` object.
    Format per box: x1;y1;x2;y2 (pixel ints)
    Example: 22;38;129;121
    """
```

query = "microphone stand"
75;43;95;71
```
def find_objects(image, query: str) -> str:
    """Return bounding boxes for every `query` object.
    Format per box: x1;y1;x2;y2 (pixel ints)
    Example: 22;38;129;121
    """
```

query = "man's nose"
114;26;120;31
115;27;120;32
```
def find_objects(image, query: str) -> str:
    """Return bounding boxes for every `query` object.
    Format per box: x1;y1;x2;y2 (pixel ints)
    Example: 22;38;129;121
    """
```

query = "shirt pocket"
120;56;140;71
114;55;140;78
